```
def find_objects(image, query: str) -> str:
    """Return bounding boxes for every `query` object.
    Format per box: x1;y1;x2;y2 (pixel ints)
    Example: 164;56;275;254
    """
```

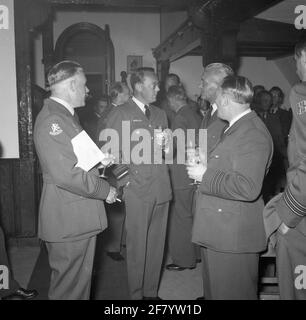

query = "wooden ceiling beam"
153;17;303;62
238;18;302;44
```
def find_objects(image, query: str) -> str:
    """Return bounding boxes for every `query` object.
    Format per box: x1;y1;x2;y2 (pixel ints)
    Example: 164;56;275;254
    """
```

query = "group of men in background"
30;37;306;300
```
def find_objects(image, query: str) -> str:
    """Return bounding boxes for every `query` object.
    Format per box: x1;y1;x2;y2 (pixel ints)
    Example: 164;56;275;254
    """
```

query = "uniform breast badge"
49;123;63;135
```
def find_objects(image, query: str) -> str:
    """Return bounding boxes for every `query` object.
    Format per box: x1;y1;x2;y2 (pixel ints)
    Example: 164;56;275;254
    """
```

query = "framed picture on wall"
127;55;143;74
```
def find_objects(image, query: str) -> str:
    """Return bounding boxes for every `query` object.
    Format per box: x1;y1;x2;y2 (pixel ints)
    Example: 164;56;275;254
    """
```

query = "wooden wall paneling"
0;160;16;236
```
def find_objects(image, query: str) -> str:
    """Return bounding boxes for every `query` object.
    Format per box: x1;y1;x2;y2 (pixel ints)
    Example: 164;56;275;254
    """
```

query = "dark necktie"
220;124;229;141
144;105;151;120
203;105;213;129
259;112;267;121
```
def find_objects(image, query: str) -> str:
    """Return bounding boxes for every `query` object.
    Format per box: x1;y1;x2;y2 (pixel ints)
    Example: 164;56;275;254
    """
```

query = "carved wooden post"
156;59;170;84
201;20;239;71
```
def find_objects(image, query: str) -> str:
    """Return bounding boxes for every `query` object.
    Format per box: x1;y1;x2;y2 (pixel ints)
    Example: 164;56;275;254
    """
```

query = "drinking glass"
186;144;201;185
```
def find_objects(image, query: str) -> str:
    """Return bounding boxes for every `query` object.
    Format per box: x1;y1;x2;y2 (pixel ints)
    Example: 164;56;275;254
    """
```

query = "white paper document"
71;130;105;172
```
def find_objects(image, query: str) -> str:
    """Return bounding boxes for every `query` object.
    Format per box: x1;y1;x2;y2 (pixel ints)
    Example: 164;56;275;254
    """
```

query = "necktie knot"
144;105;151;120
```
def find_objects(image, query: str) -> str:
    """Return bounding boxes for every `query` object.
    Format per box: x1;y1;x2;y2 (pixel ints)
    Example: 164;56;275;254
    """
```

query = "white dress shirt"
132;96;146;114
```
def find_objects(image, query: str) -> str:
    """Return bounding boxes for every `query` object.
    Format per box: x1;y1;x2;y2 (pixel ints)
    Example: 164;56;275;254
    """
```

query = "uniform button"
212;135;215;138
218;208;222;212
149;125;152;128
215;155;219;158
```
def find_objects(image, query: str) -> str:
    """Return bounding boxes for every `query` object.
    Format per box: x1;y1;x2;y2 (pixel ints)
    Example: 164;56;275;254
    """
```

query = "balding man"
34;60;117;300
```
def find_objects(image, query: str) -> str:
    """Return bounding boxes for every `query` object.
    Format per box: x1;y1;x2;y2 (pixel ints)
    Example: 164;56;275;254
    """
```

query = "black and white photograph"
1;0;306;309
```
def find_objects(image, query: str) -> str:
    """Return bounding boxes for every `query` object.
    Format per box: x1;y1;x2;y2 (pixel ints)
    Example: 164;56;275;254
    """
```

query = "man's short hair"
130;67;156;91
166;73;180;84
166;85;187;101
221;75;254;104
295;38;306;58
47;60;83;87
87;95;108;111
204;63;234;79
269;86;284;100
257;90;273;102
110;82;127;101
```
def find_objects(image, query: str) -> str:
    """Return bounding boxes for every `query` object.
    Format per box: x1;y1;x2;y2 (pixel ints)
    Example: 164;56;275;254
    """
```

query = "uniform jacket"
169;104;202;190
274;82;306;236
192;111;273;253
34;98;110;242
100;98;172;204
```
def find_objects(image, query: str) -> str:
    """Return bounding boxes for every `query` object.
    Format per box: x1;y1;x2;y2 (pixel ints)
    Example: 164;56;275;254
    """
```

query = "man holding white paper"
34;60;117;300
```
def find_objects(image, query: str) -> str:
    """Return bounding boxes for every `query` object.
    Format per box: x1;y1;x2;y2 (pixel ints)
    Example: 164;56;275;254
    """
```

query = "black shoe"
196;296;205;300
196;258;201;263
166;263;195;271
143;296;163;300
107;251;124;261
2;288;38;300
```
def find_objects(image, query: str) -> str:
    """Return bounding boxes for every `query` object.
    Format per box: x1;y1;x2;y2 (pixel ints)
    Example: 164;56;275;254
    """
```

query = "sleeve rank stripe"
211;170;225;194
283;187;306;217
286;186;306;215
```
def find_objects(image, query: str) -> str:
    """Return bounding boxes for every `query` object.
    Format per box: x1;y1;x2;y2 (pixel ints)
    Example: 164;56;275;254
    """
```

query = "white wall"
238;57;293;109
0;0;19;158
274;55;299;88
53;10;160;82
170;56;203;101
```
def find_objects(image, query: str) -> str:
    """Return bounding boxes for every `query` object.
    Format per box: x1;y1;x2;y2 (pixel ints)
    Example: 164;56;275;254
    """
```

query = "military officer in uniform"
34;61;117;300
264;39;306;299
97;82;130;261
188;75;273;299
100;67;172;300
165;85;202;271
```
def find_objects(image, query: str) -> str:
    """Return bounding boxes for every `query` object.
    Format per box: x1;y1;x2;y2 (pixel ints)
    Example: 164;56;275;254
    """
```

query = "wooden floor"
9;235;278;300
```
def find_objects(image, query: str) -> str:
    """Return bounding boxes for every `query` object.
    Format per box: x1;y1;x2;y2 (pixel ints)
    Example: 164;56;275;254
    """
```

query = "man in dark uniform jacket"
81;95;109;141
100;68;172;300
34;61;117;300
158;73;181;126
96;82;130;144
256;90;288;202
264;39;306;299
97;82;130;261
165;85;202;271
188;76;273;299
158;73;200;127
